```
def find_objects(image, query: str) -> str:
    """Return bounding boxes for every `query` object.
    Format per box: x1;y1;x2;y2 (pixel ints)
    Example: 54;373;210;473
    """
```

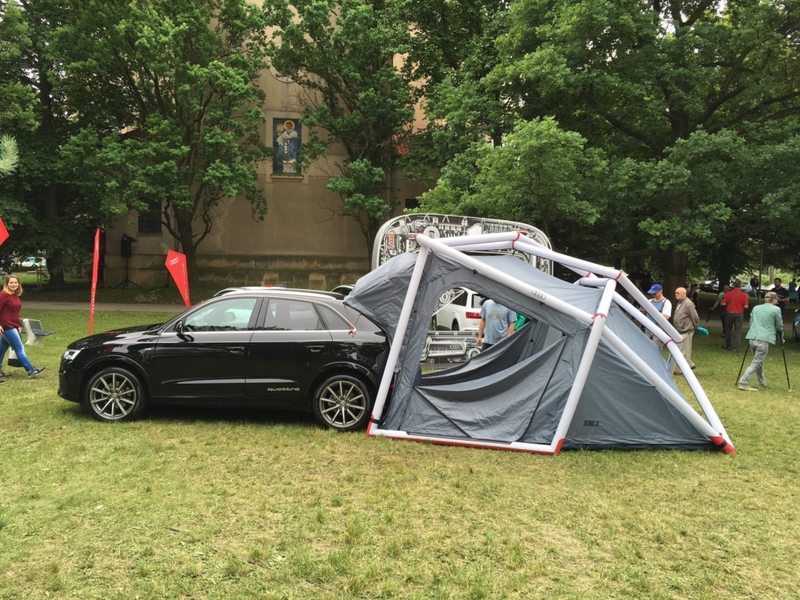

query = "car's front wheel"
312;374;372;431
83;366;148;422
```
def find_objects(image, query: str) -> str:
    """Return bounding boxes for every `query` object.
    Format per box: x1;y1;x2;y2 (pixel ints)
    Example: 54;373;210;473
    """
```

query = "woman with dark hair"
0;275;45;379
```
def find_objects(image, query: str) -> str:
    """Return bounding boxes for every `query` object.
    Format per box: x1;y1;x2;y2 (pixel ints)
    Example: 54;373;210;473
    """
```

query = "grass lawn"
1;307;800;599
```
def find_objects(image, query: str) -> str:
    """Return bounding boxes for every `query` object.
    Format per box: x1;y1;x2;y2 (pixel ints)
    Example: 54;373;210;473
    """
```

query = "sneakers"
0;369;10;377
738;383;758;392
27;367;46;379
0;379;5;385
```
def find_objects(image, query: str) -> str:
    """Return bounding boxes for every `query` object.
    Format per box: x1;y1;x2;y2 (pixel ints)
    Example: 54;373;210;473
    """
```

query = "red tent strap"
343;303;361;337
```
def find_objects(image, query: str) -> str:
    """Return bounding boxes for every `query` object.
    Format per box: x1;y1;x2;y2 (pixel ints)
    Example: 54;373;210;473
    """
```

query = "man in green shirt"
738;292;785;391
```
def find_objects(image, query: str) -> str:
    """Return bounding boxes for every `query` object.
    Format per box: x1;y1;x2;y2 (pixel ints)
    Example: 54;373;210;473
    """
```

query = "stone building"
103;67;431;291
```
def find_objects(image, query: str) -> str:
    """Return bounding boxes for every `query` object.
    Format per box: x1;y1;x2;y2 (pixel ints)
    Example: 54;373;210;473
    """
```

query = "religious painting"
272;118;301;175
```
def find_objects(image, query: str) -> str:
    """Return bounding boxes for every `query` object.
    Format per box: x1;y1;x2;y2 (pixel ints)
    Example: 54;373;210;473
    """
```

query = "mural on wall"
272;118;301;175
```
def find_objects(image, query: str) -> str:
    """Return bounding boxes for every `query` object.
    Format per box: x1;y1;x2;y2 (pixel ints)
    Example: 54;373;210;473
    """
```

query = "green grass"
2;309;800;598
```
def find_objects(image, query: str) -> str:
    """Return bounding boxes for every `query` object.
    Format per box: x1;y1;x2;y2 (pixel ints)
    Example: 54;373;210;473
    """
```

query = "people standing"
674;287;700;370
772;278;789;316
689;284;700;310
0;275;46;379
709;283;730;338
722;280;749;352
748;275;760;298
476;299;516;352
738;292;784;391
646;284;672;320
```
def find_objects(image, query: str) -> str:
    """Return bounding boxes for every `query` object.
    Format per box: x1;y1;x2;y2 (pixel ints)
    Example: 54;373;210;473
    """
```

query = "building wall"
103;69;433;291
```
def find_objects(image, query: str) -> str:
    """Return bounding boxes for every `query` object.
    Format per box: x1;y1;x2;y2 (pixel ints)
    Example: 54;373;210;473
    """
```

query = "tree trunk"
662;244;688;302
44;184;66;286
175;211;198;285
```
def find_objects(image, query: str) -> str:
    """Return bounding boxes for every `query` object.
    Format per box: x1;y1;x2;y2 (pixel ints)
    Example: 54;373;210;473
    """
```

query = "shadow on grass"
58;400;324;429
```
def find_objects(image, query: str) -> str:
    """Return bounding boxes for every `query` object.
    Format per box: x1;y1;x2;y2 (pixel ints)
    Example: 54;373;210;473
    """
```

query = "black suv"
58;289;388;430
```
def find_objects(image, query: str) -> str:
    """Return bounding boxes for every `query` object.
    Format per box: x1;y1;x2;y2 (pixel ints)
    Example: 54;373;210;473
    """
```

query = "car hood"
68;323;164;349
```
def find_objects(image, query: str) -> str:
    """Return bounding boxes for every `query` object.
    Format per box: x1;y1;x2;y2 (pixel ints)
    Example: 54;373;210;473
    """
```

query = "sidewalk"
25;301;185;313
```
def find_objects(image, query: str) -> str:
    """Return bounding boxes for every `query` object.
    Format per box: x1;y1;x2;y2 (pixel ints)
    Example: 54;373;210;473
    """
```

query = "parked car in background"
19;256;46;268
330;284;354;297
434;288;483;331
58;288;388;431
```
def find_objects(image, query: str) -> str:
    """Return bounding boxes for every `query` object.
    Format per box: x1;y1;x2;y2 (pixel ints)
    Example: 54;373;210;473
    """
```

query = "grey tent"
345;232;735;454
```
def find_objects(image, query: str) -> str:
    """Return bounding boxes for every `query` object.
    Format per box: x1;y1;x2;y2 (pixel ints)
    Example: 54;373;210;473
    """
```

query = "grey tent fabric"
346;250;720;451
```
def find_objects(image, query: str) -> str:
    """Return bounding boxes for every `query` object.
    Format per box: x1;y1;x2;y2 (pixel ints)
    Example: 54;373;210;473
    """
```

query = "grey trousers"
740;340;769;387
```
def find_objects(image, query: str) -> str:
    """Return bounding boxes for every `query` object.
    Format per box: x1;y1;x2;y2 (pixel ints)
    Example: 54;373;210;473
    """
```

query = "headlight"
62;348;82;361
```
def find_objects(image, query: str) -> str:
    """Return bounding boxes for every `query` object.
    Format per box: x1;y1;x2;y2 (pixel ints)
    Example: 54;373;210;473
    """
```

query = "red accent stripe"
710;435;736;454
554;438;565;454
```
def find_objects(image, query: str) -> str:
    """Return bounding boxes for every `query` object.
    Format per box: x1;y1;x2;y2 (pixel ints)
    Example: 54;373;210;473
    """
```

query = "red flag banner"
89;229;101;335
165;250;191;308
0;217;9;246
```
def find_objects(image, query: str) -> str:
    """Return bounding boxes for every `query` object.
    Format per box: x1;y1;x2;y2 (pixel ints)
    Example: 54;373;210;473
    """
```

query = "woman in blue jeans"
0;275;45;379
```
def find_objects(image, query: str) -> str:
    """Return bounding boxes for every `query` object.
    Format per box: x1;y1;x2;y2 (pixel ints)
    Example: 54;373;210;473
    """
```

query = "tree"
57;0;272;281
418;117;607;249
399;0;514;176
0;0;97;285
263;0;416;258
0;136;19;176
491;0;800;291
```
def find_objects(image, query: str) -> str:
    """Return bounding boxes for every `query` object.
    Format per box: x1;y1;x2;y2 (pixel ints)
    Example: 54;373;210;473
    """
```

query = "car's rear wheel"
83;366;148;422
451;319;460;331
312;374;372;431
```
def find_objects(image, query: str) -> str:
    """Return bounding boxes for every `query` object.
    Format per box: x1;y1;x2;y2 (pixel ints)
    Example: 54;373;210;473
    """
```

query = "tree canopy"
263;0;417;257
58;0;272;280
412;0;800;288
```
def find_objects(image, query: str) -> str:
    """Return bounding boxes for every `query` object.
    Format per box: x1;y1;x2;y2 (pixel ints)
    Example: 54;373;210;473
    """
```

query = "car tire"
312;374;372;431
83;366;148;422
451;319;459;331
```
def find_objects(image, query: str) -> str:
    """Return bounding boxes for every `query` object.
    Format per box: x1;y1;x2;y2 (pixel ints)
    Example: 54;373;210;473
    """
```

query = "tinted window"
265;299;321;331
317;304;352;330
184;298;258;332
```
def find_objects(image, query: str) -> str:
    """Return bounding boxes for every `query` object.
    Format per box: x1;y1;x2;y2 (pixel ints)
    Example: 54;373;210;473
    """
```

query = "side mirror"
174;319;184;335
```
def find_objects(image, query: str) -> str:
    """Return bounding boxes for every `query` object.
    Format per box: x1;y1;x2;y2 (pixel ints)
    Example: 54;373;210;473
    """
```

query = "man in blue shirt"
738;292;784;391
477;299;517;352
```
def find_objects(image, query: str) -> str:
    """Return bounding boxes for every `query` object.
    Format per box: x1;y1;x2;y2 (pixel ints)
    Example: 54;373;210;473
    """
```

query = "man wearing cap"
673;287;699;370
644;284;672;340
738;292;784;391
722;280;749;352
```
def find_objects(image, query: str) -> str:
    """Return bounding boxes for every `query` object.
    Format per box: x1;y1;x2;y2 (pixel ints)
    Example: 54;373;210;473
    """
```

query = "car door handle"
308;345;324;352
228;346;245;354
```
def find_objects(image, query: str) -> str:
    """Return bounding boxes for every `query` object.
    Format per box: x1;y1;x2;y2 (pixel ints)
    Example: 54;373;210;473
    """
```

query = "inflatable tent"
345;232;735;454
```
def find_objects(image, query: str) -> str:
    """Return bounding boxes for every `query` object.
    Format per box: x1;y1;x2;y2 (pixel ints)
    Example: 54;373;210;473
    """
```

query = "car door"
246;297;333;407
152;297;259;401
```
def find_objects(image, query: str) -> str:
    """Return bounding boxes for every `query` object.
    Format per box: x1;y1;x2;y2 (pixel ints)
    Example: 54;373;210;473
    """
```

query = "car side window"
452;289;467;306
183;298;258;332
264;299;322;331
317;304;352;330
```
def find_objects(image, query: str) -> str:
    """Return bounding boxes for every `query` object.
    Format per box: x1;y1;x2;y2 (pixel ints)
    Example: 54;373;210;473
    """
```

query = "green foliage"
0;0;99;284
0;135;19;177
400;0;513;176
419;118;607;245
412;0;800;286
55;0;272;279
0;1;37;133
327;159;389;217
263;0;417;255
